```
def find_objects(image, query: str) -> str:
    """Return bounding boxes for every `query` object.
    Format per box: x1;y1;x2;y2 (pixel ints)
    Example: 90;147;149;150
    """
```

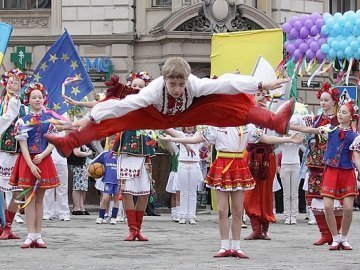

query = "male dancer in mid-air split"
45;57;295;157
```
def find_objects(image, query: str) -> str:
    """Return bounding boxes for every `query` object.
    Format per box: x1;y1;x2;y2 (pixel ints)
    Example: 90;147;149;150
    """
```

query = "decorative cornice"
8;35;135;46
0;17;49;28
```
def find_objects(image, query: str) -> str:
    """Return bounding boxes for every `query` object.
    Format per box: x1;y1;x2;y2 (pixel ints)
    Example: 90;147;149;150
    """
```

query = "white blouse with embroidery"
349;135;360;152
90;73;260;123
201;125;263;152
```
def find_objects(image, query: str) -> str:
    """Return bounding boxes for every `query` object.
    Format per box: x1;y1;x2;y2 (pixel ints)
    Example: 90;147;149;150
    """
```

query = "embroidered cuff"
86;113;96;123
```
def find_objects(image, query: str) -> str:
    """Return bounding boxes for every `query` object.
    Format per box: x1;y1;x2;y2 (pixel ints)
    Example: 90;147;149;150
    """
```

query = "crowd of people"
0;57;359;258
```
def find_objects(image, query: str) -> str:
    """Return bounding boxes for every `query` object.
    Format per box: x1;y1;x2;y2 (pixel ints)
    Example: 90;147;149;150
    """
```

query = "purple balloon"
289;16;299;26
294;49;303;59
295;38;304;48
316;50;326;60
299;43;309;53
310;12;322;21
306;49;316;60
318;38;327;45
300;14;310;23
310;25;319;36
294;21;303;30
310;41;320;52
299;27;309;39
289;28;299;40
315;18;324;28
287;44;296;54
282;22;292;33
304;19;313;29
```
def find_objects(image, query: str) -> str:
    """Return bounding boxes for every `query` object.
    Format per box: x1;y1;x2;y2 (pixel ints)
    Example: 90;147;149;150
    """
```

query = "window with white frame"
330;0;358;13
152;0;172;7
0;0;51;9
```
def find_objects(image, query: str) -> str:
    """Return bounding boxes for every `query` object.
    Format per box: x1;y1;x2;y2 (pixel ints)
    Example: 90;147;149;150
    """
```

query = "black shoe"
147;212;161;216
71;210;82;215
82;210;90;215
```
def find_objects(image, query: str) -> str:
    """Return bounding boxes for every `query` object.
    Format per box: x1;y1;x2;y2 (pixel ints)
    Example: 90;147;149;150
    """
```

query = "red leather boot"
0;210;20;240
261;220;271;240
313;215;333;245
45;124;99;157
246;98;295;134
135;211;149;241
124;210;138;241
244;217;263;240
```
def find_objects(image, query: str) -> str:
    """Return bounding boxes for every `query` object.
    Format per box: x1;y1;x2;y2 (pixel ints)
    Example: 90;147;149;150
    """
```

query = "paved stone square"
0;211;359;270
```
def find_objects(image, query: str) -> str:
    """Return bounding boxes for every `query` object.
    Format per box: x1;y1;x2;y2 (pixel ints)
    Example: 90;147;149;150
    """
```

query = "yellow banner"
210;28;283;77
209;28;283;212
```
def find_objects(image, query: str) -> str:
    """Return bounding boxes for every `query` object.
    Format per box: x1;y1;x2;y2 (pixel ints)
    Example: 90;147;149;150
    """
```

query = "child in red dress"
9;83;59;248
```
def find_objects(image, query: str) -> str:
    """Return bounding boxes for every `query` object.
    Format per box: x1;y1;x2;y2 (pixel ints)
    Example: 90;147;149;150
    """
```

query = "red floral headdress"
126;70;152;87
342;100;359;121
316;82;339;103
22;82;48;106
1;68;28;88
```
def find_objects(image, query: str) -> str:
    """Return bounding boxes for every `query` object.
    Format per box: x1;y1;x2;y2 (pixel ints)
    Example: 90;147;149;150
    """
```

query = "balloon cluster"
320;11;360;60
282;10;360;62
282;13;327;62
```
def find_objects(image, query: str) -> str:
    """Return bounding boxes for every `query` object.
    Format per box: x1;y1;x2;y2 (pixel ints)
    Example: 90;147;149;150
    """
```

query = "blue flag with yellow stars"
0;22;12;66
29;30;93;115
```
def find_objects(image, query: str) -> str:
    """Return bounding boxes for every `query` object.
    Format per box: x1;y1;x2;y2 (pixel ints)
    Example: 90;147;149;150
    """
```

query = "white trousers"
43;163;70;219
177;162;203;220
280;164;300;218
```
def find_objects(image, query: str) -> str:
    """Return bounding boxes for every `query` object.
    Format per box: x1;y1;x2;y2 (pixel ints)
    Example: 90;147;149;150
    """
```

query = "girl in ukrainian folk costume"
0;69;27;240
9;82;59;248
303;83;341;246
291;101;359;250
161;125;303;259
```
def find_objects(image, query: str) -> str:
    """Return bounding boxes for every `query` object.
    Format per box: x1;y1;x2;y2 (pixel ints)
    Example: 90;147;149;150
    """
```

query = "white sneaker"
116;216;125;222
110;218;117;225
15;214;24;224
179;218;187;224
290;217;297;224
60;217;70;221
95;217;106;224
284;218;291;225
308;218;317;225
189;218;197;225
43;215;53;221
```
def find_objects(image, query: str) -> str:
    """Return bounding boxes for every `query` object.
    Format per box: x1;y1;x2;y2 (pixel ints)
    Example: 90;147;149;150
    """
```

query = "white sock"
175;206;180;217
28;233;36;240
220;239;230;250
332;234;340;243
340;234;347;242
231;240;241;251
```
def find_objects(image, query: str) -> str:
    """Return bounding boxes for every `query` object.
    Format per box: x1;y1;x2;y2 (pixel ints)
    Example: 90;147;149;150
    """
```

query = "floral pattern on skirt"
69;164;88;191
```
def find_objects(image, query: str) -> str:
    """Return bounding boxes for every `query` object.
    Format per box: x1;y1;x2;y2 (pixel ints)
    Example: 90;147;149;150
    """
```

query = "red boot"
135;211;149;241
0;210;20;240
261;220;271;240
244;217;263;240
45;124;99;157
246;98;295;134
124;210;138;241
313;215;333;245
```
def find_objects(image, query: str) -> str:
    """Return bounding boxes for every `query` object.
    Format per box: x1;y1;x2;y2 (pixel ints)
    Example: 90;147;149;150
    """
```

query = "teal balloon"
328;48;336;59
336;50;345;59
340;40;348;50
331;40;340;50
350;40;359;51
321;43;330;53
345;47;353;58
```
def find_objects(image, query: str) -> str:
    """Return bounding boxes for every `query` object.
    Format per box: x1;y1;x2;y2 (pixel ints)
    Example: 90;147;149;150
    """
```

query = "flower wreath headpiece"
1;68;28;88
22;82;48;106
126;70;152;87
340;99;359;121
316;82;339;103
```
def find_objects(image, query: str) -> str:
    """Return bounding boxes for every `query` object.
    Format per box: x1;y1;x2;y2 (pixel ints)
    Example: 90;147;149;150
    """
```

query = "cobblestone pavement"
0;210;359;270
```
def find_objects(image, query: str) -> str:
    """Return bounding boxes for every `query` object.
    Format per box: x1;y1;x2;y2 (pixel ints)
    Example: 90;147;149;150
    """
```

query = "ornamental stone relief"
0;17;49;28
175;0;260;33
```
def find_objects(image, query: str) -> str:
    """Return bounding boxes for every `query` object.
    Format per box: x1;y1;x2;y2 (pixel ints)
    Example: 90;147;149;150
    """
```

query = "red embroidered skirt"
321;166;358;199
9;154;60;189
205;157;255;191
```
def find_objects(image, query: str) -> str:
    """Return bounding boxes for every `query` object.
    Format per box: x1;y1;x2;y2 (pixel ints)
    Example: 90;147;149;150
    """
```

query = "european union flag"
0;22;12;66
29;30;93;115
